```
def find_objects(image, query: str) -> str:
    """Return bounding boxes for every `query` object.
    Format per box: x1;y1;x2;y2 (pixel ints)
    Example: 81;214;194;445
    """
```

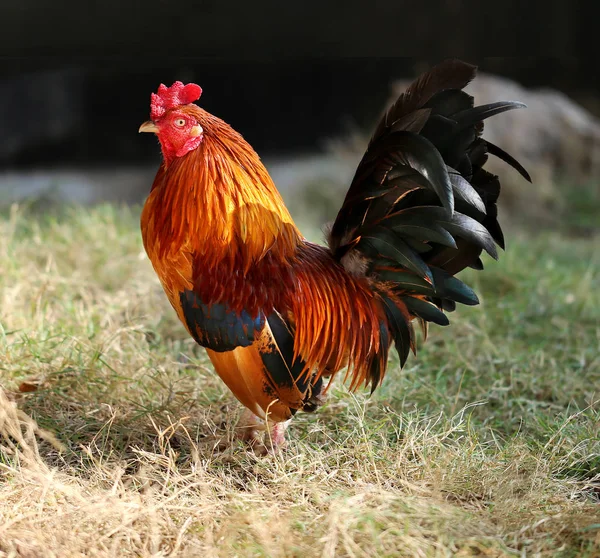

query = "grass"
0;203;598;557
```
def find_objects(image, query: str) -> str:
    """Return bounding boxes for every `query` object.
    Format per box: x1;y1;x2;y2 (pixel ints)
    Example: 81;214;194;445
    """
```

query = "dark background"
0;0;597;169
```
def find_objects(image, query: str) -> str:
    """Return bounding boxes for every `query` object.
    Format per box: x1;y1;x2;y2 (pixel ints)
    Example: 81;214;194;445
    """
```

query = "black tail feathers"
328;59;530;369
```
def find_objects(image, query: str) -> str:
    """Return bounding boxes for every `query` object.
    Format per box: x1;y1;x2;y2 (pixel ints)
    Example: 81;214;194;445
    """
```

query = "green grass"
0;203;599;557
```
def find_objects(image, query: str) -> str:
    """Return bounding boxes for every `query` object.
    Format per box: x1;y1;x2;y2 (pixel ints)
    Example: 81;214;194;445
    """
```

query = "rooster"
139;60;530;452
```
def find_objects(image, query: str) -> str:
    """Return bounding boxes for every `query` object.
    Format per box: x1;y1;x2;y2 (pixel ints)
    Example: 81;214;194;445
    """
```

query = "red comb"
150;81;202;120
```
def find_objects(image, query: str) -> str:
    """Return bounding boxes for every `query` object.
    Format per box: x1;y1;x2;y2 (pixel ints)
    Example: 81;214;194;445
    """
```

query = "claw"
232;408;290;454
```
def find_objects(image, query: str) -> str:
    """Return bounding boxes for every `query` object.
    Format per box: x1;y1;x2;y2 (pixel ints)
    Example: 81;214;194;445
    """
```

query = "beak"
139;120;159;134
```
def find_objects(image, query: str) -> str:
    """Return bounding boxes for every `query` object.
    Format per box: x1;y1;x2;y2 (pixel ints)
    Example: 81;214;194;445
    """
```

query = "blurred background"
1;0;599;233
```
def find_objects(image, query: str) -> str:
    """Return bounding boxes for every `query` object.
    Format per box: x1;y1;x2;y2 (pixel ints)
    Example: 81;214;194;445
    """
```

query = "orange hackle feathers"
142;106;301;314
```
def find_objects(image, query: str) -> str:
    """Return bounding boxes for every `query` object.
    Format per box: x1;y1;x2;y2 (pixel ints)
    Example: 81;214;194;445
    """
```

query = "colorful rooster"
139;60;530;451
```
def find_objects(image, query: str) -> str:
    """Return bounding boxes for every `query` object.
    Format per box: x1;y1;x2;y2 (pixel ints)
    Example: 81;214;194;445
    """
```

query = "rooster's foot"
234;408;289;455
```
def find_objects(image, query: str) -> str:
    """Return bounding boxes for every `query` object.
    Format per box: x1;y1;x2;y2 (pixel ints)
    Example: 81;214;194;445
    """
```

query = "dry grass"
0;203;599;557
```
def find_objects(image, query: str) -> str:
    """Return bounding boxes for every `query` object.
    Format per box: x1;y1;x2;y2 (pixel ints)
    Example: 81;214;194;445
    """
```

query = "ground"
0;204;598;557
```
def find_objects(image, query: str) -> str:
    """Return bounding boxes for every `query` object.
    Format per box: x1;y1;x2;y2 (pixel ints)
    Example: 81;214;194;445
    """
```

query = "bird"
139;59;530;452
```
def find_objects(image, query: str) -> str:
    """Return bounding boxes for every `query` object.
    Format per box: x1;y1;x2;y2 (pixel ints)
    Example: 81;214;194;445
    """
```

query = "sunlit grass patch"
0;204;598;557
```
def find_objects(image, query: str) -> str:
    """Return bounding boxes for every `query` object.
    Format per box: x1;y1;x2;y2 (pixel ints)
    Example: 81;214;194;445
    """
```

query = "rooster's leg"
265;419;290;451
234;408;290;454
235;408;265;447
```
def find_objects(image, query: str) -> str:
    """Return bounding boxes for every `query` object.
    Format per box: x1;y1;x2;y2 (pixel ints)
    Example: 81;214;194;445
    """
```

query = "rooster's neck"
144;131;302;272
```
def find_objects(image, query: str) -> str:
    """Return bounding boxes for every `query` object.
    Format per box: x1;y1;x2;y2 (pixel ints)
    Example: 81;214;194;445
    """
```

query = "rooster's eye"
174;118;186;127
